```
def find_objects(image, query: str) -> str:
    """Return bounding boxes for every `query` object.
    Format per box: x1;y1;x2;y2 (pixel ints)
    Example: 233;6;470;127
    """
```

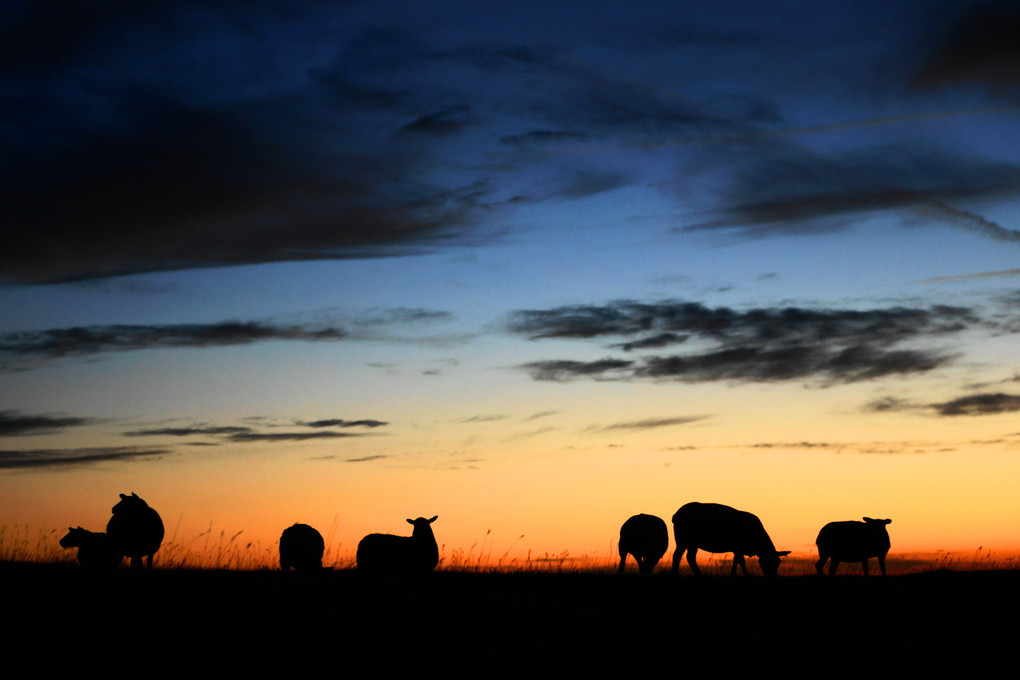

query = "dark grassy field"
4;562;1015;676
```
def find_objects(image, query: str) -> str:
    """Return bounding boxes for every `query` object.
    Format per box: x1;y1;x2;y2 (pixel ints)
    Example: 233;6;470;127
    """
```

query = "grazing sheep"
672;502;791;577
618;514;668;575
106;493;165;570
356;515;439;573
59;527;123;571
279;523;325;571
816;517;892;576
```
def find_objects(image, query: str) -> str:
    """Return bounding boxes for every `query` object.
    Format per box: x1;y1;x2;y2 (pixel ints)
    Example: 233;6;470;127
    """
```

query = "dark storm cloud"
6;1;1020;287
1;3;821;286
0;411;96;436
0;321;346;366
0;446;170;470
914;2;1020;90
0;5;490;285
509;300;979;385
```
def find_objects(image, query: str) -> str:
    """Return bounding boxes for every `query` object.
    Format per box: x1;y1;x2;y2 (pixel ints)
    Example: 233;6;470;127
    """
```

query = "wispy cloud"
933;392;1020;416
509;300;980;385
921;268;1020;283
0;308;458;372
590;416;707;432
298;419;388;428
680;146;1020;240
0;447;170;470
0;411;97;436
865;391;1020;417
0;321;345;365
122;417;388;444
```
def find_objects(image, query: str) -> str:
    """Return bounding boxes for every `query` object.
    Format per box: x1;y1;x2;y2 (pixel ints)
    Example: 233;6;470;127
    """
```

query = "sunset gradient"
2;0;1019;570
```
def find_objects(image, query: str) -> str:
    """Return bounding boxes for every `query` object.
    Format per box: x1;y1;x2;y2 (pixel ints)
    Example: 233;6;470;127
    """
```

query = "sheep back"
106;493;165;567
816;518;891;561
356;515;438;573
279;523;325;570
618;513;668;574
60;527;123;571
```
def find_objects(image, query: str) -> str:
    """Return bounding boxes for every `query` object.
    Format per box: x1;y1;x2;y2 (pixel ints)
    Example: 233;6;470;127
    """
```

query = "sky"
2;0;1020;568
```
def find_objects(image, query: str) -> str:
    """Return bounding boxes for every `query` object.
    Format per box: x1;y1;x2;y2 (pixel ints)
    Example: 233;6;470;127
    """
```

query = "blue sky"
2;0;1020;560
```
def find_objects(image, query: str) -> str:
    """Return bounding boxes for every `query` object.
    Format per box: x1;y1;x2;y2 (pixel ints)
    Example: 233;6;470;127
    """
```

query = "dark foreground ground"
3;562;1015;677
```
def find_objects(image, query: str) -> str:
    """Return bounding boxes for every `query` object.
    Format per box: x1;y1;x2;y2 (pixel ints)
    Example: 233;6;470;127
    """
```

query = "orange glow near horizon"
5;424;1020;571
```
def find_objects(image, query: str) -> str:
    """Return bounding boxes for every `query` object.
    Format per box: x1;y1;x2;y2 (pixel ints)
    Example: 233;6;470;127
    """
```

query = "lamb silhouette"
671;502;790;577
356;515;439;573
618;514;668;575
106;493;165;570
59;527;123;571
815;517;892;576
279;523;325;571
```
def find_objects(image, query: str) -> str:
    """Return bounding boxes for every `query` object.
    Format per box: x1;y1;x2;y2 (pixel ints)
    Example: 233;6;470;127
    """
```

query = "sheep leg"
877;554;887;576
686;547;702;577
618;554;628;574
828;559;840;576
815;554;828;575
672;548;686;575
861;559;869;576
731;553;748;576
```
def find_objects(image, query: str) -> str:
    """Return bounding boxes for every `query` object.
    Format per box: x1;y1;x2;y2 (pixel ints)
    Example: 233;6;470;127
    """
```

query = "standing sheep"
106;493;165;570
59;527;123;571
672;502;790;577
356;515;439;573
618;514;668;575
815;517;892;576
279;523;325;571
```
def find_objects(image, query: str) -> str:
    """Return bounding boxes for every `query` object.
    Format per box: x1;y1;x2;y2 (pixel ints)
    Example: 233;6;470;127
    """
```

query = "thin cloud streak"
0;447;171;470
0;411;97;436
0;322;346;362
591;416;708;432
865;392;1020;417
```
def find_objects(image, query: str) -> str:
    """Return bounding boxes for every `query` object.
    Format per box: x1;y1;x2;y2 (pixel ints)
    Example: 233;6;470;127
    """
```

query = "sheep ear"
777;550;791;557
120;493;129;500
406;518;414;525
428;515;438;523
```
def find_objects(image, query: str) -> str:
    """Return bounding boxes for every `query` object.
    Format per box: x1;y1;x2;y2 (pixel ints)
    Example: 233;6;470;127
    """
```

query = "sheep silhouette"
106;493;165;570
279;523;325;571
618;514;668;575
816;517;892;576
356;515;439;573
59;527;123;571
671;502;790;577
